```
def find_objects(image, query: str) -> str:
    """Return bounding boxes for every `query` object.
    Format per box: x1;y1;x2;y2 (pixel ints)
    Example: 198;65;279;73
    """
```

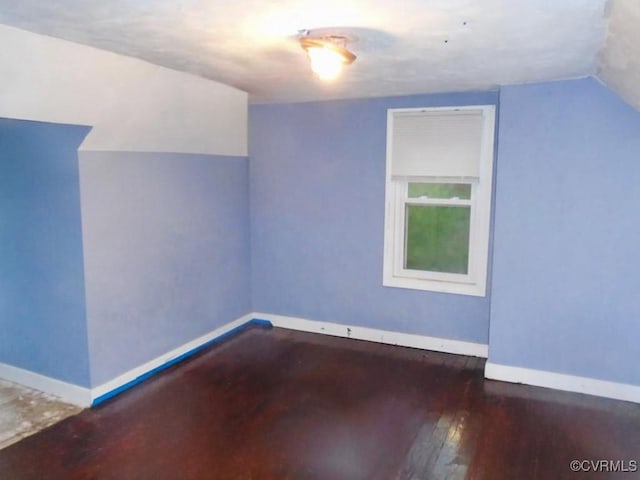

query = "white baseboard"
0;362;92;407
4;313;638;407
0;313;260;408
91;313;257;404
485;362;640;404
254;312;489;358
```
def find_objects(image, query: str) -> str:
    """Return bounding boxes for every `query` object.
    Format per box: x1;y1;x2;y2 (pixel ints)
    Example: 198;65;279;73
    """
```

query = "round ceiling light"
299;34;356;81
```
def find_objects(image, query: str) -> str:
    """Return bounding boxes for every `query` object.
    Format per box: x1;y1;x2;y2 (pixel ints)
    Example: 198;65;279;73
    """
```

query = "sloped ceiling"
0;0;637;107
597;0;640;110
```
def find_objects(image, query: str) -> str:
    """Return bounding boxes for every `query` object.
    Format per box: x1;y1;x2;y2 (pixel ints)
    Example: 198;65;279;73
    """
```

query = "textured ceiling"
0;0;634;105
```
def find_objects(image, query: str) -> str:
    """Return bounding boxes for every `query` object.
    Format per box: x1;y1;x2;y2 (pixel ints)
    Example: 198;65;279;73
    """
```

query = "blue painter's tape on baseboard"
91;319;272;407
249;318;273;328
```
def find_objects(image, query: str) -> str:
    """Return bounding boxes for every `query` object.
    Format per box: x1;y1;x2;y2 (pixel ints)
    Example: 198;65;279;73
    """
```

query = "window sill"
383;275;486;297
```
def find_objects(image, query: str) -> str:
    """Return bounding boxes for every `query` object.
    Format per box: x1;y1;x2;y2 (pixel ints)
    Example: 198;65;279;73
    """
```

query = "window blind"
390;110;484;179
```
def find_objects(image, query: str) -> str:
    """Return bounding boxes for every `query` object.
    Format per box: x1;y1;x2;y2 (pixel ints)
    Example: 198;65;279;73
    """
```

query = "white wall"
0;25;247;156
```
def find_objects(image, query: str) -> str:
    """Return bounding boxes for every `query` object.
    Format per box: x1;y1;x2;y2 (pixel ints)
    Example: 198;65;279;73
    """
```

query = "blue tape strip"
91;318;272;407
248;318;273;328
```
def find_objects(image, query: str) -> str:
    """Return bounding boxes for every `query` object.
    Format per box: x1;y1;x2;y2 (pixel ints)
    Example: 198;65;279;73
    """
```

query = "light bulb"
307;46;344;80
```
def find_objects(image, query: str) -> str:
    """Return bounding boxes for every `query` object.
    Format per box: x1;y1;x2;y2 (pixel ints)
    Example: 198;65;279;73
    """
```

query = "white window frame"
383;105;496;297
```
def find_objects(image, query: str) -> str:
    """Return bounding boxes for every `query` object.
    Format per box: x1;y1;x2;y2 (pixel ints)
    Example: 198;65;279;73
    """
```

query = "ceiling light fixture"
299;32;356;81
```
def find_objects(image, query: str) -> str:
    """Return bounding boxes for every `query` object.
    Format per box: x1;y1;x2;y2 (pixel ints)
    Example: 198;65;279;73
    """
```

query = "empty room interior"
1;0;640;478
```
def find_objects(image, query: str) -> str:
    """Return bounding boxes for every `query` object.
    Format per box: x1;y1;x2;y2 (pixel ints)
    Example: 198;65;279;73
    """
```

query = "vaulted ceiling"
0;0;638;107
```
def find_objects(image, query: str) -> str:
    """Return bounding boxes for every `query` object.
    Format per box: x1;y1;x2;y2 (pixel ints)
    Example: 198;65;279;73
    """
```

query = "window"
383;106;496;296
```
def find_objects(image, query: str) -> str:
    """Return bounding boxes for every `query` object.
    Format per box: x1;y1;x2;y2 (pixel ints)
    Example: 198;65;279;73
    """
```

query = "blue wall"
490;78;640;385
0;118;91;386
250;91;499;344
5;77;639;393
79;151;251;386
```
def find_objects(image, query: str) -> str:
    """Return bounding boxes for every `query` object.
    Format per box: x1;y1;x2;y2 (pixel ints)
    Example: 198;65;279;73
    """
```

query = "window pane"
408;183;471;200
405;205;470;274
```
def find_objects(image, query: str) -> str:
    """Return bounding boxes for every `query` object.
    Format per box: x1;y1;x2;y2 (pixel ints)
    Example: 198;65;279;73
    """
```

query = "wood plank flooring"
0;326;638;479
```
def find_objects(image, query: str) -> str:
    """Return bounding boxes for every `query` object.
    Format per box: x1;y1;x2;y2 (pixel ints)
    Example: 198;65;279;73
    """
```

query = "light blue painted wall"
6;77;638;393
79;151;251;386
0;118;91;386
490;78;640;385
249;92;499;344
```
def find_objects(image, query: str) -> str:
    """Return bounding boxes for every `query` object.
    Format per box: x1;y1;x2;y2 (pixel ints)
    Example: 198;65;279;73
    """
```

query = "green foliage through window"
408;183;471;200
405;205;470;274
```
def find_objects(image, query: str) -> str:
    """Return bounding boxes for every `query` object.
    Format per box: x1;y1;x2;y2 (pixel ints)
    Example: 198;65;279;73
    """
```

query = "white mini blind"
390;109;484;179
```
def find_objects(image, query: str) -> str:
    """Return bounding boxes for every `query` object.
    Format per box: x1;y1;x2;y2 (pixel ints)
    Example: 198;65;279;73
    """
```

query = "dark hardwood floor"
1;326;639;479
